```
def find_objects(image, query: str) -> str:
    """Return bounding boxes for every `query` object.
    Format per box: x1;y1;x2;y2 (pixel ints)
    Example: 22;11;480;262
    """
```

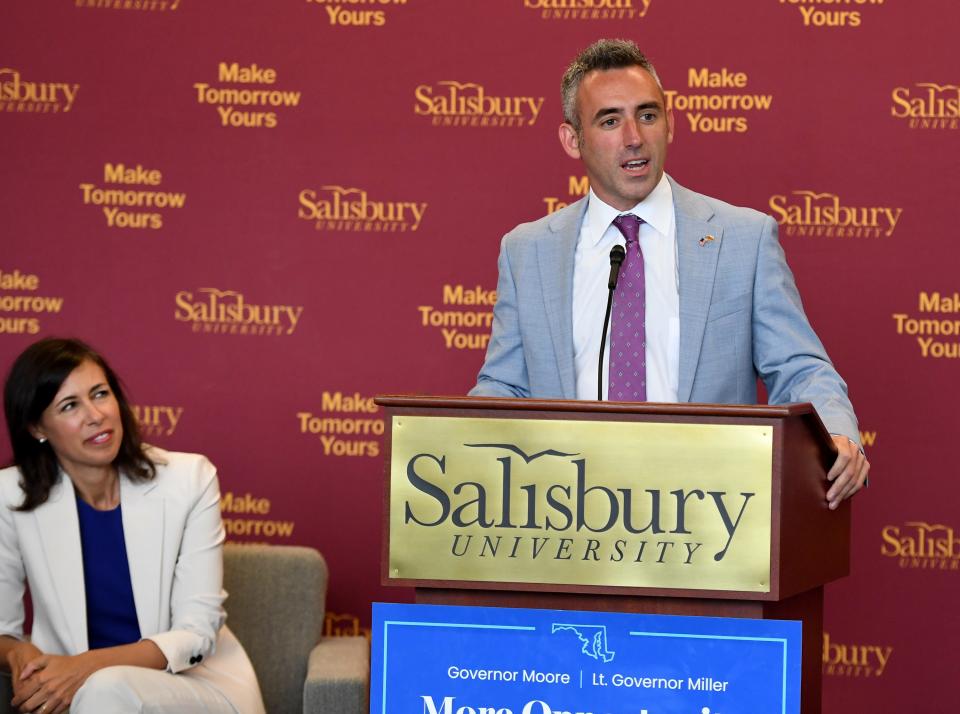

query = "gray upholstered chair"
222;544;369;714
0;544;369;714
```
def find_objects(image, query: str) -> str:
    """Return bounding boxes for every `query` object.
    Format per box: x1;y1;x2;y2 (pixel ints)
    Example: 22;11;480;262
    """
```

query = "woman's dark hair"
3;337;155;511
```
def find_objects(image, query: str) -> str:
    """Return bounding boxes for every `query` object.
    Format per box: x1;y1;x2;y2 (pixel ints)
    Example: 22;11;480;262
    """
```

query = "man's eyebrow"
593;106;623;121
593;101;663;123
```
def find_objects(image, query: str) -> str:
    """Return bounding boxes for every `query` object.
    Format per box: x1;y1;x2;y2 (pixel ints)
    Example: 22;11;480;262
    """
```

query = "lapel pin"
698;234;715;247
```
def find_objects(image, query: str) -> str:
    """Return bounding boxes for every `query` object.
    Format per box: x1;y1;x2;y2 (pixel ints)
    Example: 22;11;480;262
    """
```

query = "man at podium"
470;38;869;510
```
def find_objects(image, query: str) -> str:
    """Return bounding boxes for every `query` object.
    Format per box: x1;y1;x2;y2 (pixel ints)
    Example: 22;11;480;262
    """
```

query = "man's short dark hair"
561;38;663;134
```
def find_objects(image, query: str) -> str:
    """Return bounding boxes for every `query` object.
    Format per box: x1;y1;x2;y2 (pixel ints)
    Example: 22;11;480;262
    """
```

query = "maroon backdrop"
2;1;958;711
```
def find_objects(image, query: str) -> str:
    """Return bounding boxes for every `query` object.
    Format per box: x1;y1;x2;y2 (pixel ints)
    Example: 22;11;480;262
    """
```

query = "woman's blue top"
76;496;142;649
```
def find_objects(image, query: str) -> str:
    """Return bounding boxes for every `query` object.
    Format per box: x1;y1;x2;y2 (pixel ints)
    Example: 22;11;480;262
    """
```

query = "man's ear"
558;123;582;160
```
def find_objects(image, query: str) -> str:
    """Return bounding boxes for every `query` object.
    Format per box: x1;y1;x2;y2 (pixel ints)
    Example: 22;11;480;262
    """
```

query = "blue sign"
371;602;800;714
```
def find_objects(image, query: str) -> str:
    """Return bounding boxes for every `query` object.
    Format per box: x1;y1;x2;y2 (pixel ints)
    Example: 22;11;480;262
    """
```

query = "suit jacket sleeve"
751;215;860;443
469;234;532;398
145;456;227;673
0;471;26;642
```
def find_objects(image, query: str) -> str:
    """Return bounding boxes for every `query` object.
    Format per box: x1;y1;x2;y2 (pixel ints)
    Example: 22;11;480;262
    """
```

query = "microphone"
607;244;626;289
598;244;626;400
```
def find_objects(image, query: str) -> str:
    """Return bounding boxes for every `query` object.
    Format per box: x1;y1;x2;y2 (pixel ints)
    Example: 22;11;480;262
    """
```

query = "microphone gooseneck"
598;244;627;401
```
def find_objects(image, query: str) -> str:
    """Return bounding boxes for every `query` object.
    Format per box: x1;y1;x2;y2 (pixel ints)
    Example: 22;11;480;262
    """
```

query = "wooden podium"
377;395;850;713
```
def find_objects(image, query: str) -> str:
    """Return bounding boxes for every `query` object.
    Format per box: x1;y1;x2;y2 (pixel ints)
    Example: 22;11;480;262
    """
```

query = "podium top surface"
376;394;819;421
375;395;835;457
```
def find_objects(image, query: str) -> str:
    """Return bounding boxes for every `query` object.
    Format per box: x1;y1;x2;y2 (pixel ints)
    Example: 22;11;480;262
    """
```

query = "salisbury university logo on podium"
389;417;773;592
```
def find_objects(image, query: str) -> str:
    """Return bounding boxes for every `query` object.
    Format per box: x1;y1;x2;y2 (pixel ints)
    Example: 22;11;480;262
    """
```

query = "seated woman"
0;338;265;714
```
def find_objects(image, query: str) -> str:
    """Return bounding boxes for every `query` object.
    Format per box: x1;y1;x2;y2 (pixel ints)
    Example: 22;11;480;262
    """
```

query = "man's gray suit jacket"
469;176;860;443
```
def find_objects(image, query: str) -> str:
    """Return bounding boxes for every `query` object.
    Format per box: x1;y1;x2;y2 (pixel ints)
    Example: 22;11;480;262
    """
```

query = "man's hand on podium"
826;435;870;510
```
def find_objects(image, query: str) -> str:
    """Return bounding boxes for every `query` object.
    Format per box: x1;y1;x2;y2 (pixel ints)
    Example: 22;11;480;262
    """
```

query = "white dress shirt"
572;175;680;402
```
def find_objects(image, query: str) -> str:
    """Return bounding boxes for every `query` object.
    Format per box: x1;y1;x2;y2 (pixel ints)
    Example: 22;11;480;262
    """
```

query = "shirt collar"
582;173;674;246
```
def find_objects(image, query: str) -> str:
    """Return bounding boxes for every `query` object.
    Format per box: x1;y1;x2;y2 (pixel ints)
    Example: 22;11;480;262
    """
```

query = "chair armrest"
303;636;369;714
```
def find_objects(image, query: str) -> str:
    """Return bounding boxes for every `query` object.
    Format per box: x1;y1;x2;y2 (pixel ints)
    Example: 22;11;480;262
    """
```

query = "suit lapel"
120;475;163;638
34;476;87;652
537;198;587;398
672;180;723;402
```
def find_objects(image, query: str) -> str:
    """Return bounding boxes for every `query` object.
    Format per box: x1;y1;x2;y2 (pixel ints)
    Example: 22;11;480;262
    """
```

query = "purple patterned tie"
609;214;646;401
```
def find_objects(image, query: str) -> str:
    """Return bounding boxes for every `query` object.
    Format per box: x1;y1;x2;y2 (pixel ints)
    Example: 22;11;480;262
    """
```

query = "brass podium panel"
388;415;773;592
